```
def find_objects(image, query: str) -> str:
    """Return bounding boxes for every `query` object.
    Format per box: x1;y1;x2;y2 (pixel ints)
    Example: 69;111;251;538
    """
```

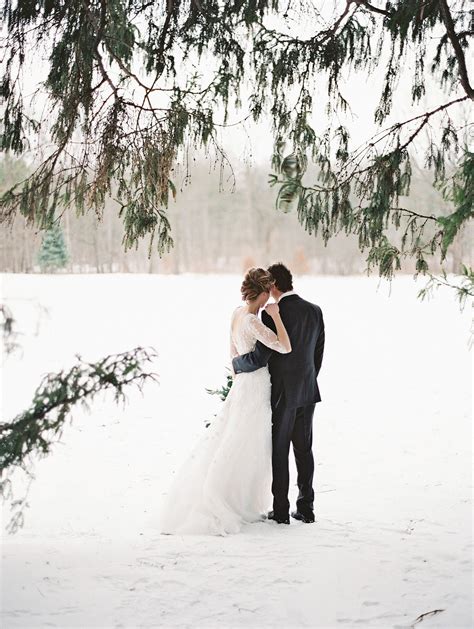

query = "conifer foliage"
37;224;69;271
0;346;158;531
1;1;472;293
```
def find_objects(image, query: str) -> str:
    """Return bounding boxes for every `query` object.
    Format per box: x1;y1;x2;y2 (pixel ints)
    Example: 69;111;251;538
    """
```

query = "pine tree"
1;1;472;295
37;225;69;272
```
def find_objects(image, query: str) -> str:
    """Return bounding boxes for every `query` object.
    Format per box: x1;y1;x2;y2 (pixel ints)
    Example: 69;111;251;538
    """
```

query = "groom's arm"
232;310;276;374
314;307;325;377
232;340;273;374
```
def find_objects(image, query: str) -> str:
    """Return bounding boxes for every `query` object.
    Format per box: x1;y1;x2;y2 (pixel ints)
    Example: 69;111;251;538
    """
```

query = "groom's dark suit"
232;294;325;520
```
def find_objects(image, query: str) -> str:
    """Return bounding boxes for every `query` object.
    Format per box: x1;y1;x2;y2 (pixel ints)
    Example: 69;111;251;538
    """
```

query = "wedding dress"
159;307;290;535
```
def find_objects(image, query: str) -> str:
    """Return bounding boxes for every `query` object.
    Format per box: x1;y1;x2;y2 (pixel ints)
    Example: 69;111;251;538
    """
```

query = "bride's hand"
264;303;280;319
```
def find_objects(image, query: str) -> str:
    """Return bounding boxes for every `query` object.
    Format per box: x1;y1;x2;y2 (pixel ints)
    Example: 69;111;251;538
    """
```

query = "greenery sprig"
205;368;233;427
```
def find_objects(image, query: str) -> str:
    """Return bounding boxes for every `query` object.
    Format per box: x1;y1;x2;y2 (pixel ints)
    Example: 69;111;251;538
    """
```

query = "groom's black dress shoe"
291;510;315;523
267;510;290;525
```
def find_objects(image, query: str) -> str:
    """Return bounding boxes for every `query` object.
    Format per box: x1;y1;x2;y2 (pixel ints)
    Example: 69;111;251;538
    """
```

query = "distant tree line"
0;155;470;276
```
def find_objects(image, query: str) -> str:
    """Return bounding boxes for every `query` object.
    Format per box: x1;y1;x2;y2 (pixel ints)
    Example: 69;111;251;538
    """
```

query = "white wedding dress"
159;307;290;535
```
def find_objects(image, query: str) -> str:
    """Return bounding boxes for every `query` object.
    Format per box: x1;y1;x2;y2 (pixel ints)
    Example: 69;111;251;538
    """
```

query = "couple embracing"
160;263;325;535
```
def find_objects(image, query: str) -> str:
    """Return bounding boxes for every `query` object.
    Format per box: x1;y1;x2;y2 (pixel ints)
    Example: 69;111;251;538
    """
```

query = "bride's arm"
247;305;291;354
263;303;291;353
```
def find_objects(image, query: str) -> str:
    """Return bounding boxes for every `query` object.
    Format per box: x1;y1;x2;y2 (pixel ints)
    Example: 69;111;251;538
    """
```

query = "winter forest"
1;154;472;275
1;1;473;628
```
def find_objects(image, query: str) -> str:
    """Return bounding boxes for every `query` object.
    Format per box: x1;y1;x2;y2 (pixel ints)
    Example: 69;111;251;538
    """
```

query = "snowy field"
1;273;472;629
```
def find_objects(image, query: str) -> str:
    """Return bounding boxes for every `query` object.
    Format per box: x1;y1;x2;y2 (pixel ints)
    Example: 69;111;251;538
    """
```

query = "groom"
232;263;325;525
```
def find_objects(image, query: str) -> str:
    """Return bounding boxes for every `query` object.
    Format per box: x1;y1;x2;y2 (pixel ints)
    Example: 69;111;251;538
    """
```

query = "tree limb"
355;0;391;18
438;0;474;99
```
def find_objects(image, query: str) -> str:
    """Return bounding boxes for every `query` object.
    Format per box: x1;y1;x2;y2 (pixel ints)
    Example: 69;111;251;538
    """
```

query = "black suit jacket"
232;294;325;410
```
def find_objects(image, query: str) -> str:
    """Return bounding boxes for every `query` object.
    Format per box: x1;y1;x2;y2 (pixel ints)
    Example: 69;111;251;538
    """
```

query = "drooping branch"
0;0;472;288
0;346;159;532
438;0;474;99
354;0;391;18
0;347;159;471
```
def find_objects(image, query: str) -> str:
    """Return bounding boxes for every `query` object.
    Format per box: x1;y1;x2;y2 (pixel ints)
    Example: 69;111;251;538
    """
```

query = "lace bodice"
230;307;290;359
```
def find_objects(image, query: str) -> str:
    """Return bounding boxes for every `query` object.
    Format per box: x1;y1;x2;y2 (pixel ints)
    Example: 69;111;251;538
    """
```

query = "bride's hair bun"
241;267;274;302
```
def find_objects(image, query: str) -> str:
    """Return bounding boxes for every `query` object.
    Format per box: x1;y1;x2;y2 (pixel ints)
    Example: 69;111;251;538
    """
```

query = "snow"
1;273;472;628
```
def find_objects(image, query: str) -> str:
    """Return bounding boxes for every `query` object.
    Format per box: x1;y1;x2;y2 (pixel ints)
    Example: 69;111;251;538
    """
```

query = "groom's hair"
268;263;293;293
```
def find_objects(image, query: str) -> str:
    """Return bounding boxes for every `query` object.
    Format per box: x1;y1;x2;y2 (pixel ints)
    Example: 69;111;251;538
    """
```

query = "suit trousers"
271;401;316;518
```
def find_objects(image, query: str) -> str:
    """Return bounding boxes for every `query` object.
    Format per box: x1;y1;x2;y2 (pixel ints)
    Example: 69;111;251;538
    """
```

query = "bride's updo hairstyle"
241;267;274;302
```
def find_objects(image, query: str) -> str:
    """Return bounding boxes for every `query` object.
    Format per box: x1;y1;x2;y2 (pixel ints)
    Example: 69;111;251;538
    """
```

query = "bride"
159;268;292;535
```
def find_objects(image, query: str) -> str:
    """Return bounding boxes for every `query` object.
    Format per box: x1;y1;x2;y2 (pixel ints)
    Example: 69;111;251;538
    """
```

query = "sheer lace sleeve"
230;329;238;360
246;314;290;354
229;308;240;360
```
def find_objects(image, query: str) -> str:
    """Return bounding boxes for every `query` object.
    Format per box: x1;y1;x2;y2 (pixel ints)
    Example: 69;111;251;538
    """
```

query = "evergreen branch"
271;135;471;290
438;0;474;100
274;183;436;222
0;346;159;531
417;266;474;307
0;347;159;472
354;0;391;18
302;97;469;195
375;206;436;222
319;0;358;42
397;96;469;150
155;0;175;69
348;97;468;169
1;0;472;277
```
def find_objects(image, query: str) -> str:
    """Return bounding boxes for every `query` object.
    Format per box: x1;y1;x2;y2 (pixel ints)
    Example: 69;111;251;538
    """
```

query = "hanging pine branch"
0;1;472;289
0;346;158;531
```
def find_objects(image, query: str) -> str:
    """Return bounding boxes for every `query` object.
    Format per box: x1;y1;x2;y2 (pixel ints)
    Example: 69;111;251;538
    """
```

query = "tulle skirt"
159;367;273;535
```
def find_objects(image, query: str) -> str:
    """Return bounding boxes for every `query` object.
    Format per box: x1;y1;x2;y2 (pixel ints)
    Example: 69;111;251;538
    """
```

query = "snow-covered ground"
1;273;472;629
